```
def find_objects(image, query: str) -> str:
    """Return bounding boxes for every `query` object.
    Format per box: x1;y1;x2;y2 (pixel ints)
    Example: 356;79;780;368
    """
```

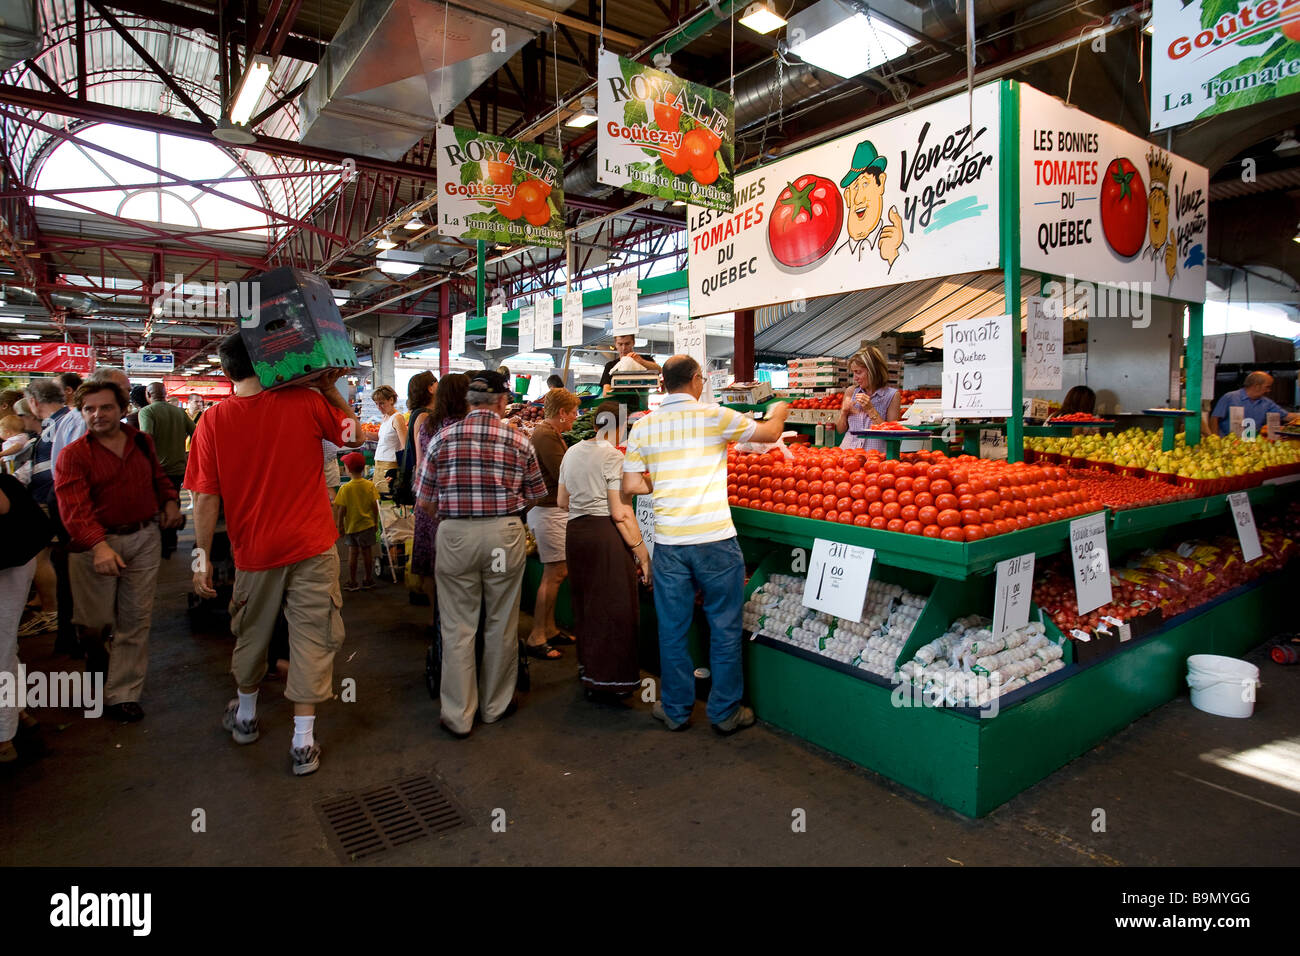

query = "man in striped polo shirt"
622;355;789;734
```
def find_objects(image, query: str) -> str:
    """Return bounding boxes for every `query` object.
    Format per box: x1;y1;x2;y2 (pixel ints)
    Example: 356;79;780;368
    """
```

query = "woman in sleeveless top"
835;345;901;456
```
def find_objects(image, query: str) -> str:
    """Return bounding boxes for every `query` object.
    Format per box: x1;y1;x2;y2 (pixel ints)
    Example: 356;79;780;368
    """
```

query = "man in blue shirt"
1212;371;1297;436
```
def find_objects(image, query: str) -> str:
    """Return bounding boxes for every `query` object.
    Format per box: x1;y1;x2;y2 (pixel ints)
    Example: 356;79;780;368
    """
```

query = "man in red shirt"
54;380;183;723
186;332;361;776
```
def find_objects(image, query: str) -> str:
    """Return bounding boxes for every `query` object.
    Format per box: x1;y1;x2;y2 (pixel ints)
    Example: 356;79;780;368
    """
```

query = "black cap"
467;370;510;395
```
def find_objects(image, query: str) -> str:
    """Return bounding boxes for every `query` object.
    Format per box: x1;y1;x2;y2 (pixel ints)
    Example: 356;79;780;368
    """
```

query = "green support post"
1000;81;1024;463
1160;417;1179;452
1186;302;1204;446
476;239;486;320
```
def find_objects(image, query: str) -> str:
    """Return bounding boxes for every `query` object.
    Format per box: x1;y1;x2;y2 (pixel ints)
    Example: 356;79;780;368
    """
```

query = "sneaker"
291;742;321;776
16;612;56;638
221;699;260;744
711;705;756;736
651;701;690;732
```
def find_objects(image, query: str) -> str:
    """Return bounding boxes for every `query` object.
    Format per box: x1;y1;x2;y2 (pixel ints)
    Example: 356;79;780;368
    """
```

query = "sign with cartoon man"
1143;146;1176;286
835;139;907;269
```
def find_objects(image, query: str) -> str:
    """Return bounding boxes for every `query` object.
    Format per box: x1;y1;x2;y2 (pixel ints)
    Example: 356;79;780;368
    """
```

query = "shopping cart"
373;499;414;584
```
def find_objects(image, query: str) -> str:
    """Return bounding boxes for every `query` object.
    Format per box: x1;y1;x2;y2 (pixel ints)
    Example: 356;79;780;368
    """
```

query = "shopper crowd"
3;339;787;775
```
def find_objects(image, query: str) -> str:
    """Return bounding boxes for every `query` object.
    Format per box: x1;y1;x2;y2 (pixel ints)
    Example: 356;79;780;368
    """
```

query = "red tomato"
864;485;881;503
935;493;958;511
728;495;738;506
486;152;514;186
913;492;934;509
886;518;906;532
937;509;961;528
849;483;867;499
900;505;919;522
941;526;965;542
894;476;914;493
824;510;839;523
961;509;981;526
867;501;884;518
918;506;939;524
870;516;887;530
766;173;843;268
851;499;869;516
903;520;923;535
1100;157;1147;257
797;506;811;519
882;502;902;520
922;524;942;538
838;512;854;525
963;526;984;542
881;488;898;504
810;508;825;521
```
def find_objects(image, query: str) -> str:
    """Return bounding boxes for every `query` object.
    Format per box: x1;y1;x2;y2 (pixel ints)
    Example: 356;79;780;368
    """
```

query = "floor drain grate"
316;775;469;862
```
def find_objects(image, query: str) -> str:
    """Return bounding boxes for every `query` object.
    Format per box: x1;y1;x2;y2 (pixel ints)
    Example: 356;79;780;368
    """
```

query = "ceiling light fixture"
375;231;398;250
0;314;24;324
404;214;425;231
230;55;273;126
1275;130;1300;158
565;95;597;128
376;251;421;277
740;1;787;34
786;0;920;78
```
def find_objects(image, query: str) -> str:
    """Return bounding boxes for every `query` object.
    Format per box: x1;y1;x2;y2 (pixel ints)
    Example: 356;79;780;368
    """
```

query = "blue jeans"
652;537;746;724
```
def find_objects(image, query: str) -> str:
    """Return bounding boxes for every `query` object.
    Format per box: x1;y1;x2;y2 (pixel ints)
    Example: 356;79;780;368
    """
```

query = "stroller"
373;499;414;584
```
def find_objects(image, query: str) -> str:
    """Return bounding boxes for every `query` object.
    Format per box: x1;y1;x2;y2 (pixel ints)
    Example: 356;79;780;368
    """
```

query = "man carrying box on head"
187;331;363;777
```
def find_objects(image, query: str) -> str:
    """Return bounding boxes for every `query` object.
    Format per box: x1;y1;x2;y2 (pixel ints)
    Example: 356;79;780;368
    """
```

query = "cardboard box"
718;381;773;404
240;267;358;389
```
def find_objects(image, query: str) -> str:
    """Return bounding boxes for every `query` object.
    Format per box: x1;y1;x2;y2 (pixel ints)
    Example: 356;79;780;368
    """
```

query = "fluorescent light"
565;95;597;128
607;253;625;267
230;55;273;125
375;232;397;250
0;314;23;323
206;353;219;361
740;1;787;34
671;199;686;207
377;259;420;278
404;215;424;231
787;0;919;78
15;332;40;339
332;288;351;305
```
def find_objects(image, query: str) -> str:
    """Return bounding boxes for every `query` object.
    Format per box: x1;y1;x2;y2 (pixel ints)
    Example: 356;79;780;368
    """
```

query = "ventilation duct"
0;0;39;73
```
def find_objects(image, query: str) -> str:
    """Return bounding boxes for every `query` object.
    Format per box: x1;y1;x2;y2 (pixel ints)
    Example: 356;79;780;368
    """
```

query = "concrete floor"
3;535;1299;867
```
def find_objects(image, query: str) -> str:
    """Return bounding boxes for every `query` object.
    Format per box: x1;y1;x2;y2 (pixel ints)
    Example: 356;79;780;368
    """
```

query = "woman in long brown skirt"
557;401;650;701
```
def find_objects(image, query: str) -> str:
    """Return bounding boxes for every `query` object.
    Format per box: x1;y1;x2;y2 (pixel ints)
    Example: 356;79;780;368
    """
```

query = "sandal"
344;582;362;592
524;641;562;660
548;631;575;646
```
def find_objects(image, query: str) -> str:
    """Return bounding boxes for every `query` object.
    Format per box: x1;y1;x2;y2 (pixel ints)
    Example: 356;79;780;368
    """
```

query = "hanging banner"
611;275;639;336
0;342;94;375
685;84;1000;314
1019;85;1209;304
1150;0;1300;132
517;303;535;352
486;304;504;352
124;351;174;375
162;376;233;399
562;291;584;347
597;50;735;212
534;295;555;351
1024;295;1063;391
451;311;466;355
436;126;565;248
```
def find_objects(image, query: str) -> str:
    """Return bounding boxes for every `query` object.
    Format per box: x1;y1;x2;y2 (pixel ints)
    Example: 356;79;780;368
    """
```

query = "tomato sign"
1099;158;1147;258
767;174;843;268
1020;85;1208;304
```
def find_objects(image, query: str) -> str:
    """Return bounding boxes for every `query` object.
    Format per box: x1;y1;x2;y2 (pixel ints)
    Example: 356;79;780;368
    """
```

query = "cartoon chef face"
841;140;888;242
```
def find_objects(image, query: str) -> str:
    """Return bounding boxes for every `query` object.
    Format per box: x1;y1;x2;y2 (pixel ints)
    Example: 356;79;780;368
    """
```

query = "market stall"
681;79;1299;816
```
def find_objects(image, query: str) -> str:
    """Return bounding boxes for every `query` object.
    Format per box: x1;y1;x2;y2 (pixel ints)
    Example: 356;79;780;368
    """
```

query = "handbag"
392;407;428;507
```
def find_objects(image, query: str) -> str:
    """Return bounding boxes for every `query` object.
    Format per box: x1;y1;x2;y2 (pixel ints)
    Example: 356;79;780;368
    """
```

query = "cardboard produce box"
240;266;358;389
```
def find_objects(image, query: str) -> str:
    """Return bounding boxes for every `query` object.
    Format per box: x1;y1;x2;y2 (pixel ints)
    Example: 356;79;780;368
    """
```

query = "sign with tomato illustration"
1151;0;1300;132
598;50;734;212
436;126;565;248
1019;86;1208;303
686;84;1000;313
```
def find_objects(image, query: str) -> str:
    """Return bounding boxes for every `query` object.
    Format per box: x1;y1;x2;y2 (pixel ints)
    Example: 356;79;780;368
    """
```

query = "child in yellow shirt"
334;452;379;590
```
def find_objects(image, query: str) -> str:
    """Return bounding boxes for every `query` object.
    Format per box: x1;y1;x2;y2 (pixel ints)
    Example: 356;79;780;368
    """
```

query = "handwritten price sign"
993;552;1035;638
1227;492;1263;562
673;318;707;368
534;295;555;350
611;275;639;336
635;495;656;557
562;291;583;347
451;311;466;355
1025;295;1062;391
941;314;1012;417
802;538;875;623
486;304;504;351
1069;512;1112;614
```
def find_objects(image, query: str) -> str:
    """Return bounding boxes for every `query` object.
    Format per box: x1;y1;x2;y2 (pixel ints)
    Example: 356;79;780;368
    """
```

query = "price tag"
1069;512;1113;614
451;311;466;355
672;317;707;369
1024;296;1062;391
941;314;1013;417
517;303;535;351
1266;412;1281;442
562;291;583;347
1229;405;1244;438
802;538;875;623
1227;491;1263;562
534;295;555;350
486;304;504;351
611;275;639;335
992;552;1034;638
634;495;656;557
1102;615;1132;642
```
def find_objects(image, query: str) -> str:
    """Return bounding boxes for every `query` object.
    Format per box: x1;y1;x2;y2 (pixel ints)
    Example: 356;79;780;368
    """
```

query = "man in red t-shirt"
186;332;361;777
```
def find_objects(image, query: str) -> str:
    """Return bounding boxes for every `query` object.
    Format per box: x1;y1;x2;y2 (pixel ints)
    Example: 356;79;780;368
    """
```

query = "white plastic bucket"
1186;655;1260;718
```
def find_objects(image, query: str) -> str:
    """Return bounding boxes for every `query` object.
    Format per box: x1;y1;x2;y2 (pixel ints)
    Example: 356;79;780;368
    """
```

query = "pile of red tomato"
865;421;915;432
1048;412;1114;424
1033;566;1156;633
726;447;1104;541
789;395;844;409
898;388;940;406
1065;468;1193;510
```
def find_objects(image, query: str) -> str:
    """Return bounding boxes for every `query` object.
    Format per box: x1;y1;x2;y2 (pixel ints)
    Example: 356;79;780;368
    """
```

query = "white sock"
237;690;258;723
293;715;315;750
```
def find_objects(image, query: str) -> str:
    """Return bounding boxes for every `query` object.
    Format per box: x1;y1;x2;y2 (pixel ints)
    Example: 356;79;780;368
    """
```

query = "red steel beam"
0;166;338;200
268;0;304;59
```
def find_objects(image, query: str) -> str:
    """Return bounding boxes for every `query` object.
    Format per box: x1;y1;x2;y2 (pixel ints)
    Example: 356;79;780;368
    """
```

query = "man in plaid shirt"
416;370;546;737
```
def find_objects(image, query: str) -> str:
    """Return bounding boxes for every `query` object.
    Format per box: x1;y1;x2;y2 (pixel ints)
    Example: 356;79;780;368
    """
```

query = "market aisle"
3;541;1298;867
